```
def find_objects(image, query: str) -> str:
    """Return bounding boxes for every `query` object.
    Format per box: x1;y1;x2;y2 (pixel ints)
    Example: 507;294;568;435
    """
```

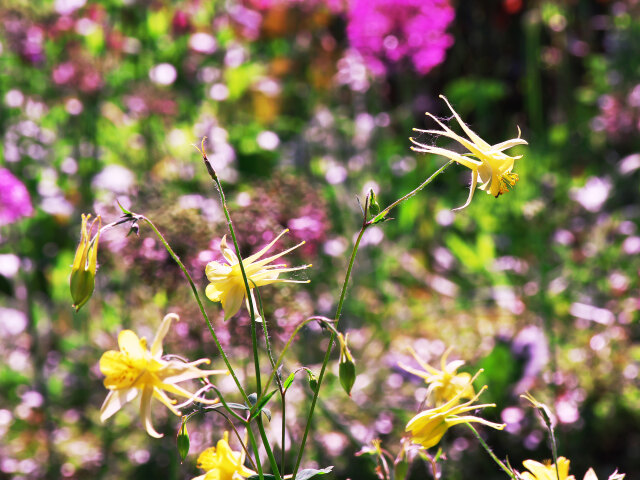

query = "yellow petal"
140;385;163;438
118;330;146;360
150;313;179;358
100;351;140;389
222;284;245;321
197;446;219;471
99;388;138;422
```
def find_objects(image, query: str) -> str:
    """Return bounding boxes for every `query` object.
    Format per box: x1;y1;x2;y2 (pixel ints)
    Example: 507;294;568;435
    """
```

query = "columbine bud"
70;214;101;312
307;370;319;393
338;333;356;396
177;416;190;462
368;189;380;216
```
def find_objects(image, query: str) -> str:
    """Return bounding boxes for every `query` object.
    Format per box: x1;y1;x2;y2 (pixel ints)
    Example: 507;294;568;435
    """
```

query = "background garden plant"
1;0;639;479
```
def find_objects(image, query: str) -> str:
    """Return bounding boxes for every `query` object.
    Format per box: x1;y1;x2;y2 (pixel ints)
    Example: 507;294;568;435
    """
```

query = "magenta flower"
346;0;455;75
0;169;34;226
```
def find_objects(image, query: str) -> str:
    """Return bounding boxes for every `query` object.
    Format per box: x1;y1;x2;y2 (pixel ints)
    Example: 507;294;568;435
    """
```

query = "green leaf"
283;372;296;391
249;390;277;421
295;467;334;480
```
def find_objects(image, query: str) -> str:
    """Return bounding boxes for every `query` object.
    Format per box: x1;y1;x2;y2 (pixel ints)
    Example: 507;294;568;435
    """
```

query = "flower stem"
465;423;517;480
292;223;368;478
292;162;453;477
371;160;454;224
139;216;249;404
199;145;282;480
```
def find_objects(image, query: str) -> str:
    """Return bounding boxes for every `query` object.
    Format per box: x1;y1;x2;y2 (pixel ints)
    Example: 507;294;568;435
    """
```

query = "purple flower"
346;0;455;75
0;169;34;226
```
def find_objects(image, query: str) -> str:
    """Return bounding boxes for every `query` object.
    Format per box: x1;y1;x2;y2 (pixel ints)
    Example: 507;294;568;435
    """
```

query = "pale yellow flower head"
405;371;505;449
192;431;256;480
205;229;311;320
410;95;527;210
399;346;475;406
99;313;226;438
520;457;575;480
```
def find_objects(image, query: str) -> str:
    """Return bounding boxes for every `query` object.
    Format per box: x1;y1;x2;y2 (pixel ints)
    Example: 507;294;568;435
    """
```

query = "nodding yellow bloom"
99;314;226;438
70;214;101;312
192;431;256;480
410;95;527;210
405;372;505;449
520;457;575;480
205;230;311;321
398;346;475;406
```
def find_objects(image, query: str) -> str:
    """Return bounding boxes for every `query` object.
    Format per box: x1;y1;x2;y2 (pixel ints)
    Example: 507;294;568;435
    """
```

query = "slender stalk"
465;423;517;480
247;427;264;479
260;317;326;398
371;160;454;223
292;224;368;477
198;143;282;480
292;162;453;477
546;419;561;480
281;394;286;474
139;216;249;404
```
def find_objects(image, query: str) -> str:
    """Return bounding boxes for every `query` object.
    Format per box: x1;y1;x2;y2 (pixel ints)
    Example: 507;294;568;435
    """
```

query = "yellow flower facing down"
205;229;311;320
398;346;475;406
405;372;505;450
520;457;575;480
70;213;101;312
410;95;528;210
192;431;256;480
99;313;226;438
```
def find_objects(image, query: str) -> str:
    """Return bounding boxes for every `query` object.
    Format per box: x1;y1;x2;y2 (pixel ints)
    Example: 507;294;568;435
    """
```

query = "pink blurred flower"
0;169;34;226
346;0;454;75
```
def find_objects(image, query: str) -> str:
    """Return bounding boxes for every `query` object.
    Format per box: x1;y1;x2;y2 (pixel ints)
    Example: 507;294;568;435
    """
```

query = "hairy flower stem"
198;143;282;480
371;160;454;223
465;423;518;480
138;216;249;404
292;224;368;478
293;162;454;478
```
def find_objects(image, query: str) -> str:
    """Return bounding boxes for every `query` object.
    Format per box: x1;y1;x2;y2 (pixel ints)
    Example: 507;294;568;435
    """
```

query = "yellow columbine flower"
192;431;256;480
70;213;101;312
99;313;226;438
205;229;311;321
410;95;528;210
398;346;475;406
520;457;575;480
405;372;505;449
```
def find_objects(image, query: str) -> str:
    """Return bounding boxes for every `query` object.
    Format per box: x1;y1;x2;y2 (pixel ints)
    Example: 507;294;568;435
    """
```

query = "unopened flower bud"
177;417;190;462
338;333;356;396
70;214;101;312
307;371;319;393
368;189;380;216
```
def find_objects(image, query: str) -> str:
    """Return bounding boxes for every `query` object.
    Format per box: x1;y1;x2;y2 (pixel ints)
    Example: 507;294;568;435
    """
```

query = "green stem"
140;216;249;404
546;419;561;480
292;224;368;478
292;162;453;477
371;160;454;223
202;152;281;480
247;426;264;479
209;176;263;396
260;317;327;398
465;423;517;480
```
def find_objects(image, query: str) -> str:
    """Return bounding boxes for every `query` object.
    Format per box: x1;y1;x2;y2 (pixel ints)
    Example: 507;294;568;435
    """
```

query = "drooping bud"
337;333;356;396
176;416;190;462
307;370;319;393
70;214;101;312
